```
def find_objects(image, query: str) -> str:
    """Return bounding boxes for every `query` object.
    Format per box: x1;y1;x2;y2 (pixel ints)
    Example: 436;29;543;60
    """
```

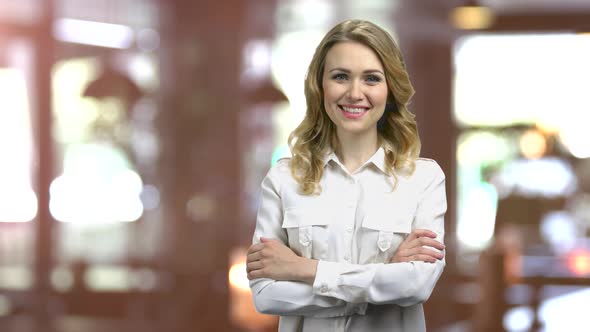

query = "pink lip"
339;105;369;119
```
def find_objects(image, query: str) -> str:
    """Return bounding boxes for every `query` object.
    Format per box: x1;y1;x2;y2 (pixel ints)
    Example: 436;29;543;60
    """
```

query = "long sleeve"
249;164;363;317
311;162;447;307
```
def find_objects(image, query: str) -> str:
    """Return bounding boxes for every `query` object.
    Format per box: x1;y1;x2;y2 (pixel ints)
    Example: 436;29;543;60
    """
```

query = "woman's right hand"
390;229;445;263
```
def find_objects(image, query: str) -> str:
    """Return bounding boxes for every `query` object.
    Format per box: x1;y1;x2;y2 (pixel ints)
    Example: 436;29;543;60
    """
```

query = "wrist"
295;257;318;284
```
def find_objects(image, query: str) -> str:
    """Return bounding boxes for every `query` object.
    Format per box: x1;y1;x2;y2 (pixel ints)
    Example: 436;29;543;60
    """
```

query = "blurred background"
1;0;590;331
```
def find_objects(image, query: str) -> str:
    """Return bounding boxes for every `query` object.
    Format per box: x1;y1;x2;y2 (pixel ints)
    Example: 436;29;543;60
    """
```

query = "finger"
246;252;262;263
404;231;419;243
396;235;415;251
398;245;444;259
246;261;264;273
247;243;265;255
403;237;445;251
403;229;435;244
407;247;445;260
416;238;446;250
260;237;276;243
247;269;266;280
393;255;411;263
409;254;437;263
411;229;438;239
392;253;426;263
396;248;413;258
399;237;426;252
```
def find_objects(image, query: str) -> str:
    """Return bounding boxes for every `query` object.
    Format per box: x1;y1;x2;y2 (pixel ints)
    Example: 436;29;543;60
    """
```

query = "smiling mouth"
338;105;369;119
340;105;368;113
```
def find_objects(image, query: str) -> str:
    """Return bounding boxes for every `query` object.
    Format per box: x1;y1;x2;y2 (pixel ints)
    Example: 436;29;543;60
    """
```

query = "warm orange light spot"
449;6;495;30
228;261;249;292
228;248;277;329
568;250;590;276
519;129;546;159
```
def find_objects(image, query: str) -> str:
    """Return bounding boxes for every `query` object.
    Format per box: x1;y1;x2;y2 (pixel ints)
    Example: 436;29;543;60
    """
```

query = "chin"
338;123;376;135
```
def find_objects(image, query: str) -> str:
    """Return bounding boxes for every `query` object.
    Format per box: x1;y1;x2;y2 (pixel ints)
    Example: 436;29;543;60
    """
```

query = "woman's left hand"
246;237;318;283
390;229;445;263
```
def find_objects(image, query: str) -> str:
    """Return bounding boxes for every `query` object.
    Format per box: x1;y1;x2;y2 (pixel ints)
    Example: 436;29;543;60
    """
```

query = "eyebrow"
328;67;385;75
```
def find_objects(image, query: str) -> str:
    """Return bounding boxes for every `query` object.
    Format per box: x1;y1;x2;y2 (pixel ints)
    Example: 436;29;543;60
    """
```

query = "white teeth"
341;106;366;113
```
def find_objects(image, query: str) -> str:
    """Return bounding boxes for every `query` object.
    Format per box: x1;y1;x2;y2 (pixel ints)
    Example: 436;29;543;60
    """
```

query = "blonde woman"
247;19;447;332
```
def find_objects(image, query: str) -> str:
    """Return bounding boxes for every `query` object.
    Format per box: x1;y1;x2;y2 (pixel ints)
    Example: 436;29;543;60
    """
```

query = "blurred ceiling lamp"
54;18;133;49
450;0;495;30
519;129;547;160
83;66;142;109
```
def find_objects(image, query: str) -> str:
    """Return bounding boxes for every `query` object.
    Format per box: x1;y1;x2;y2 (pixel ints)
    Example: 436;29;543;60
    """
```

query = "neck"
334;129;380;173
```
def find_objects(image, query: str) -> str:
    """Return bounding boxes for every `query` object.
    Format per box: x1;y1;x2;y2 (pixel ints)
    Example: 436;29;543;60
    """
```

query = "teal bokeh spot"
271;144;291;166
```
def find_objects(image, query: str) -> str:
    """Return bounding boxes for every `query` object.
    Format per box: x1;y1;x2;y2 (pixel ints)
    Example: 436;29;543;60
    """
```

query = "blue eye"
366;75;382;83
332;73;347;81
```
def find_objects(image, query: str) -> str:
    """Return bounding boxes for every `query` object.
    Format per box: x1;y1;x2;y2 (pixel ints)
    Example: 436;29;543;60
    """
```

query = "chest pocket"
282;207;332;259
361;209;414;263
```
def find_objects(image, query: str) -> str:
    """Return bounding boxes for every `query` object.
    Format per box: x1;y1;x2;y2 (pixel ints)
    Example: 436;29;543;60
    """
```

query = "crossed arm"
247;230;445;284
247;229;445;316
247;163;447;316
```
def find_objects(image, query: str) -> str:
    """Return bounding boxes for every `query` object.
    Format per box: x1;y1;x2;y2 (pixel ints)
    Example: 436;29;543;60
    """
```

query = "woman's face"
322;41;388;139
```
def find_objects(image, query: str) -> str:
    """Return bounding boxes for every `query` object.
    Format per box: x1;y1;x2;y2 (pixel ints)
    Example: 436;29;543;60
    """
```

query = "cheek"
375;88;389;104
322;81;343;103
322;87;334;104
368;90;388;110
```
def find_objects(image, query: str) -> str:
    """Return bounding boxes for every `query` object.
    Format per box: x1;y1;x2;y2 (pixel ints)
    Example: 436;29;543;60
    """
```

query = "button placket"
343;226;352;262
347;177;358;264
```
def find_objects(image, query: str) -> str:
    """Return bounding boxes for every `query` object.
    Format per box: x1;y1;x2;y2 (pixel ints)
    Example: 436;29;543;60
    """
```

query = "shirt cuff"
313;260;341;297
313;261;368;315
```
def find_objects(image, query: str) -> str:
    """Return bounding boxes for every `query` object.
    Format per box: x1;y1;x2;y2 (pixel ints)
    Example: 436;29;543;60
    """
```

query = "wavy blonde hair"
289;19;421;195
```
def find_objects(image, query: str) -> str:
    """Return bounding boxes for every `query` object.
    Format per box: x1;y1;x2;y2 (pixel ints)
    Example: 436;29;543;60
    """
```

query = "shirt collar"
367;147;387;174
322;147;388;174
322;150;339;168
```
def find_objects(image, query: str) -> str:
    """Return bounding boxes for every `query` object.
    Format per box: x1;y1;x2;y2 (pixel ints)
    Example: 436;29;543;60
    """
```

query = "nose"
347;80;363;101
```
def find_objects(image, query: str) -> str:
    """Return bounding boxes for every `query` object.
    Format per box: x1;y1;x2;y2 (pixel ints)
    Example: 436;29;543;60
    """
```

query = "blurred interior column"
33;0;55;330
157;0;278;331
394;1;458;329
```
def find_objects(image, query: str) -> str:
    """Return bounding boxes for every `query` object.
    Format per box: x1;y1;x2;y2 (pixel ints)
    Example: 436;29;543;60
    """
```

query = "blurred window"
0;38;36;290
453;33;590;269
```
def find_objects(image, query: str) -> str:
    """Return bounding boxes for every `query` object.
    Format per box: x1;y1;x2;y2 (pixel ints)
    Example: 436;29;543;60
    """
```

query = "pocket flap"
282;208;332;228
377;232;394;252
362;209;413;233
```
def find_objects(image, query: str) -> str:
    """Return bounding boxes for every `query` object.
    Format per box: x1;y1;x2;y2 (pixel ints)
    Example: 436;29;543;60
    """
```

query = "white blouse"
249;147;447;332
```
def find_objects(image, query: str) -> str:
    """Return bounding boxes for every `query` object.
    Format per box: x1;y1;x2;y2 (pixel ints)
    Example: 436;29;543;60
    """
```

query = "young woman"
247;19;447;331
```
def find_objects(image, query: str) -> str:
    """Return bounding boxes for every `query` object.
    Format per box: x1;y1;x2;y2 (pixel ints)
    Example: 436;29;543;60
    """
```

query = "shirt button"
320;285;329;293
346;227;353;233
344;255;350;261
